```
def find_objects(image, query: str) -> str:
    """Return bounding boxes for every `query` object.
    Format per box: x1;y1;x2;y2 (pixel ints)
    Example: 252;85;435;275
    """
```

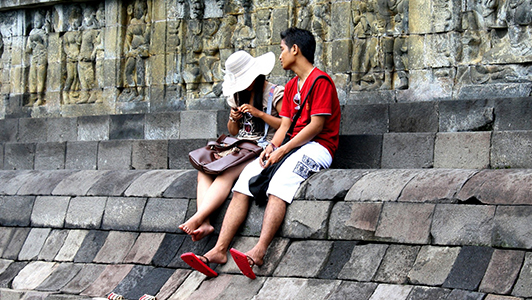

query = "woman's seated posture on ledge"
179;51;284;241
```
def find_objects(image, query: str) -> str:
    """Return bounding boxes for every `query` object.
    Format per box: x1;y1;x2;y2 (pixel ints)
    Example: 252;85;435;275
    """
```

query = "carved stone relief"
26;10;51;106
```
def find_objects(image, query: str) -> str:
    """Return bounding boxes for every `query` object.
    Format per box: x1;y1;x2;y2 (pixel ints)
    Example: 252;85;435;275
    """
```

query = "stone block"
162;170;198;198
434;132;491;169
443;247;494;289
113;265;155;299
17;228;50;261
168;234;217;269
140;198;189;233
4;143;35;170
81;264;135;298
273;240;333;278
338;243;388;281
65;141;98;170
52;170;110;196
431;204;495;246
205;275;266;300
109;114;145;140
168;139;208;169
299;169;369;200
375;202;434;244
238;202;265;237
122;267;175;300
0;196;35;226
341;104;389;135
30;196;70;228
281;200;333;239
317;241;358;280
381;133;435;168
132;140;168;170
329;202;381;240
47;117;78;142
145;112;180;139
180;110;218;139
54;230;89;262
399;169;477;202
98;140;133;170
479;249;525;295
389;102;439;133
406;286;451;300
154;269;192;300
18;118;47;143
36;263;82;292
408;246;460;286
331;40;351;74
65;196;107;229
484;295;523;300
251;277;308;299
38;229;69;262
374;245;420;284
0;262;29;289
77;115;110;141
0;119;18;143
327;281;378;300
93;231;139;264
11;261;58;290
0;226;15;257
73;230;109;263
186;274;235;300
346;169;420;201
439;99;494;132
331;135;382;169
151;234;186;267
86;170;145;197
102;197;146;231
17;170;76;196
493;206;532;249
494;97;532;130
124;170;184;197
513;252;532;298
124;232;165;265
34;142;66;170
166;271;208;300
0;144;3;170
60;263;106;294
368;284;413;300
492;131;532;169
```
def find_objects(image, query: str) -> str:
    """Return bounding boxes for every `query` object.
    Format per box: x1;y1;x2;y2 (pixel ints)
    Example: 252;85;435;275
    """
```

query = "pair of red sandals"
181;248;256;279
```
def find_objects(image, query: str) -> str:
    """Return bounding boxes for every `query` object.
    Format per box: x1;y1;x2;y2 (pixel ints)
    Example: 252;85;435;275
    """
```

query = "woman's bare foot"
191;223;215;242
203;247;229;265
178;215;203;236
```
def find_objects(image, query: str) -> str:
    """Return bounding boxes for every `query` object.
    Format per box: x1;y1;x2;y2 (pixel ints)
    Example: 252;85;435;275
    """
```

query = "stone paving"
1;169;532;299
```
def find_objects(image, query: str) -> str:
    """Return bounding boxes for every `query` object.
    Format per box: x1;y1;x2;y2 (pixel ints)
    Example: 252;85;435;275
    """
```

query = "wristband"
229;116;237;123
269;142;278;151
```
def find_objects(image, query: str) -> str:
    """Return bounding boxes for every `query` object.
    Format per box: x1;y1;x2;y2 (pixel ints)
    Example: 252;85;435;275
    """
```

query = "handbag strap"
284;75;332;143
259;84;276;142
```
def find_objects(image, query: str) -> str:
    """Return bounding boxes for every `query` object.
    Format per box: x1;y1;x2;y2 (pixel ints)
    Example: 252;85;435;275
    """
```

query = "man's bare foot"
245;247;266;267
203;247;229;265
191;223;215;242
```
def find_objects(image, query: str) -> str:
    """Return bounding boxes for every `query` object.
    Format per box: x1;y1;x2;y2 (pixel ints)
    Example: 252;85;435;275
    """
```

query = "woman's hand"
229;107;243;122
239;104;263;118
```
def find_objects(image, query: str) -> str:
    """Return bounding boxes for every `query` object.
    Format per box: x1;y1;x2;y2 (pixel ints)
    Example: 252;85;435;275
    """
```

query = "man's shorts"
232;141;332;204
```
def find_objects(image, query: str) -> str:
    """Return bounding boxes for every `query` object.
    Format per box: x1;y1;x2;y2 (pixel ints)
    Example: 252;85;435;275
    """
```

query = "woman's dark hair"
280;27;316;64
236;74;266;132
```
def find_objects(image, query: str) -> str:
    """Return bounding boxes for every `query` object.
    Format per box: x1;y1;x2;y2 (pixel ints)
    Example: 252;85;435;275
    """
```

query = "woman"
179;51;284;241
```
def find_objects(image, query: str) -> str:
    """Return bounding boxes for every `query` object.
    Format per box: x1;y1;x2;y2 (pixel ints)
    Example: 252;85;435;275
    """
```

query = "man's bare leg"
245;195;286;266
203;191;251;264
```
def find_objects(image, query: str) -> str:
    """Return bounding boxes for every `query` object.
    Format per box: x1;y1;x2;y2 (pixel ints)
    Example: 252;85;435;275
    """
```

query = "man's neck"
294;62;315;83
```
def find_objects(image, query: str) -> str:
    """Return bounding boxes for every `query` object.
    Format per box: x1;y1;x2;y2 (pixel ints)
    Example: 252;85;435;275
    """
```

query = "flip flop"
229;248;256;279
180;252;218;277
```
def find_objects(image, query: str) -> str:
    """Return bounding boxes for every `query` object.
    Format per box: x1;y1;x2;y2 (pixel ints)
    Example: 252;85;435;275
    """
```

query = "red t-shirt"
280;68;341;157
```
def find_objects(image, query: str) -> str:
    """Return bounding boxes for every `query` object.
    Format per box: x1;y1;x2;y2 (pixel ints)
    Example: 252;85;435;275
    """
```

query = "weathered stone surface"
123;232;165;265
77;115;110;142
97;140;133;170
36;263;82;292
493;206;532;249
124;267;176;300
11;261;57;290
443;246;494;290
168;139;208;170
274;240;333;278
492;131;532;169
338;243;388;281
38;229;68;261
0;261;28;289
180;111;218;139
346;169;420;201
406;286;451;300
65;141;98;170
168;234;217;269
439;99;495;132
145;112;180;140
162;170;198;199
34;142;66;170
124;170;183;197
494;98;532;131
281;200;332;239
458;170;532;205
17;170;77;195
331;135;382;169
93;231;138;264
299;169;369;200
167;271;207;300
101;197;146;231
329;202;381;240
73;230;109;263
155;269;192;300
368;284;413;300
0;171;35;195
434;132;491;169
381;133;435;168
341;105;389;135
408;246;460;286
109;114;145;140
375;202;435;244
251;277;307;300
327;281;378;300
445;289;485;300
54;230;89;262
151;234;186;267
431;204;495;246
2;228;31;260
112;265;155;299
18;118;47;143
46;117;77;142
374;245;420;284
60;264;106;294
0;119;18;143
202;275;266;300
484;295;523;300
0;227;15;257
479;249;525;294
81;264;135;297
65;196;107;229
4;143;35;170
132;140;168;170
389;102;439;133
31;196;70;227
140;198;189;233
52;170;110;196
399;169;477;202
86;170;146;196
317;241;359;280
0;196;35;226
512;252;532;297
18;228;50;261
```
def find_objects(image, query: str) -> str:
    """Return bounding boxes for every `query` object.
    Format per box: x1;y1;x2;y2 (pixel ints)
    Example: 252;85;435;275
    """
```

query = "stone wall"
1;0;532;120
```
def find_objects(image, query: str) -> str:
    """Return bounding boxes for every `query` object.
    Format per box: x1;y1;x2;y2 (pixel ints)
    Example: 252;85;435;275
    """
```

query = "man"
181;27;341;279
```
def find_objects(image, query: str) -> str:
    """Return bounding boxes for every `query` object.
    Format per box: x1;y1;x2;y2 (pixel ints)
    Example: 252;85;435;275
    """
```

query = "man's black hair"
280;27;316;64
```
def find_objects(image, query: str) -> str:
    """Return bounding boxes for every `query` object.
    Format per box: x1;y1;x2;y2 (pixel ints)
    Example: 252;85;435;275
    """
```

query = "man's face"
279;40;295;70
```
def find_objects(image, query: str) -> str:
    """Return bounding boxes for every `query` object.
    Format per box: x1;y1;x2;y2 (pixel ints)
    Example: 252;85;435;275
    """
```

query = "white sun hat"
222;51;276;97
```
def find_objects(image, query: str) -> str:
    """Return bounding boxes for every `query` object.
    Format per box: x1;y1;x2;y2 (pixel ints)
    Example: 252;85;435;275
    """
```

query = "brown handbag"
188;134;263;175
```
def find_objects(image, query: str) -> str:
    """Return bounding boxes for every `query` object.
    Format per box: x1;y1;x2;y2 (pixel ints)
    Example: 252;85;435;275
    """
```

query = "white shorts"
232;141;332;204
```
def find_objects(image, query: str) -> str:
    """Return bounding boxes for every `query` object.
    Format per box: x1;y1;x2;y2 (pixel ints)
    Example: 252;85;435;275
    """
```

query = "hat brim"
222;52;276;97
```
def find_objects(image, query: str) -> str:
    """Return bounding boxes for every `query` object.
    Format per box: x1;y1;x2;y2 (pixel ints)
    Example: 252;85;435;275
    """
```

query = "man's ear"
292;44;299;55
